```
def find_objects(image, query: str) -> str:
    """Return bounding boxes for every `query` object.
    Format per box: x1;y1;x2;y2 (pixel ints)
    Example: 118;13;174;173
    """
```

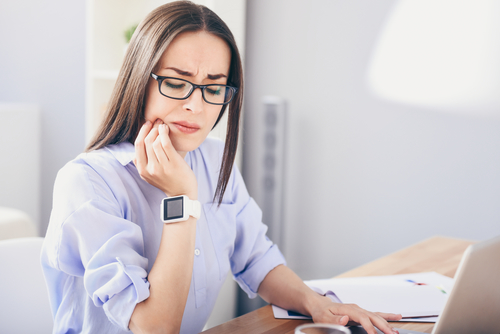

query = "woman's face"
144;30;231;157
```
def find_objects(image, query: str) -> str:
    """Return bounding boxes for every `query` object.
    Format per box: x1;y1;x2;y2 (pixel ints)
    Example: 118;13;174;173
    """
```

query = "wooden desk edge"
336;236;475;278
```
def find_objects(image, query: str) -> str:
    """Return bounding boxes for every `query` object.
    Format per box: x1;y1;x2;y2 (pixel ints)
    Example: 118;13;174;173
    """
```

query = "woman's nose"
183;87;204;113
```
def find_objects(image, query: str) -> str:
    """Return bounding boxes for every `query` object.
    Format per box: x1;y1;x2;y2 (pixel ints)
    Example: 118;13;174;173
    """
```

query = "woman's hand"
309;295;402;334
258;265;402;334
134;119;198;199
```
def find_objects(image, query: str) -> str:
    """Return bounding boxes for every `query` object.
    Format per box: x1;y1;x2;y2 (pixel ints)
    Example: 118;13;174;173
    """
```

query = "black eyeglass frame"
150;73;238;106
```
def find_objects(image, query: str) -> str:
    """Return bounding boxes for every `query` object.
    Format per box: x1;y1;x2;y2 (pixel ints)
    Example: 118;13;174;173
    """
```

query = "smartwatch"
161;195;201;223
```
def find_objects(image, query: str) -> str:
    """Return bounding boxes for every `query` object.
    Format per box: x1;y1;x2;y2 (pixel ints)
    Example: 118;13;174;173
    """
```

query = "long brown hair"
86;1;243;205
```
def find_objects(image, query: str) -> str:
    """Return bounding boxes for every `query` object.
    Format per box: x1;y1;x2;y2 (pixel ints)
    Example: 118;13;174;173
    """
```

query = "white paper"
272;272;452;322
270;305;439;322
312;284;443;317
272;304;311;319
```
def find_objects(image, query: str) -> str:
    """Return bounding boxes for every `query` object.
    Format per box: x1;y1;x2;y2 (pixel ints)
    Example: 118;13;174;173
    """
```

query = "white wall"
0;1;86;234
244;0;500;280
0;104;40;232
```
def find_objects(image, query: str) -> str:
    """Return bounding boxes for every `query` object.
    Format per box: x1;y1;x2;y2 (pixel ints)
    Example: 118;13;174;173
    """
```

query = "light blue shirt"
41;137;286;334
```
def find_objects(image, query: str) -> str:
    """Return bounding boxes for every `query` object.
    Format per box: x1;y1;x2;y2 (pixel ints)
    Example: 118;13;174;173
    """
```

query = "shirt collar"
105;142;135;166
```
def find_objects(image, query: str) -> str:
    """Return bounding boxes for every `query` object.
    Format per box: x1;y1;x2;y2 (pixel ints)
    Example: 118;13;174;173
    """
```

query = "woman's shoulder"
56;142;134;198
51;143;134;226
60;142;133;175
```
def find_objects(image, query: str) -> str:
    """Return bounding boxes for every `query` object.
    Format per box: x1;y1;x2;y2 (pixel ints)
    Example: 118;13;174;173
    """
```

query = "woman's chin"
171;139;201;157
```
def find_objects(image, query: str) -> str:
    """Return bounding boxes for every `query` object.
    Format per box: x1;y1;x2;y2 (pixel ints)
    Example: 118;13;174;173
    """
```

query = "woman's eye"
164;81;185;89
206;86;222;96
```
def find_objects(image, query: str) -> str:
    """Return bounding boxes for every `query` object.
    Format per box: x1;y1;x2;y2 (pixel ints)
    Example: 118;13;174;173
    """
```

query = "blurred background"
1;0;499;330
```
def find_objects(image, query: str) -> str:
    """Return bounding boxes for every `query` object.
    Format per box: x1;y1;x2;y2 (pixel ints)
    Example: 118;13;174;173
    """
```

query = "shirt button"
194;248;201;256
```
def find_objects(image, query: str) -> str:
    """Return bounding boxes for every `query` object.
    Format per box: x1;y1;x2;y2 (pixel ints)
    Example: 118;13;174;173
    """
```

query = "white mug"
295;323;351;334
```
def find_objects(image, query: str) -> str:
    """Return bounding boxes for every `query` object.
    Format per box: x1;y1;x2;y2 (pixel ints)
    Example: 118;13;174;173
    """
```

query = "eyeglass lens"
160;77;234;104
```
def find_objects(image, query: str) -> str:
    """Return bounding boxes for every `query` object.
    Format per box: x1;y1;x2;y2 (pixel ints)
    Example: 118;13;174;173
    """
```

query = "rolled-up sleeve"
48;162;150;330
228;167;286;298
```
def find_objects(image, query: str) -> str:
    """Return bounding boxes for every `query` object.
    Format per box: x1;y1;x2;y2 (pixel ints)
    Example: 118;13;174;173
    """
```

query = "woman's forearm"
130;119;200;333
129;217;197;334
257;264;322;317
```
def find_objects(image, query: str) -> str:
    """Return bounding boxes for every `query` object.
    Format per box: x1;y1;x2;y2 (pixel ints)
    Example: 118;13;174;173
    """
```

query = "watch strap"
185;197;201;219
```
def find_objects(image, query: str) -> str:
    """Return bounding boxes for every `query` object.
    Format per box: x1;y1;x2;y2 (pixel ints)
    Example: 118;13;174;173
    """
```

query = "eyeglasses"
150;73;238;105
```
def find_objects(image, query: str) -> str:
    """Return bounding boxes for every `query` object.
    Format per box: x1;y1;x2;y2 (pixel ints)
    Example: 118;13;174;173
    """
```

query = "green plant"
124;24;138;43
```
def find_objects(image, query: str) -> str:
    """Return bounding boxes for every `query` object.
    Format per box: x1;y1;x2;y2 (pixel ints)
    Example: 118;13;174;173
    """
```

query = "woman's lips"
172;121;200;134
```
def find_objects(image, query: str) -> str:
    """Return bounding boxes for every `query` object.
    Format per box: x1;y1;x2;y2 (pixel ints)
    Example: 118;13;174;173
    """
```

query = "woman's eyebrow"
165;67;227;80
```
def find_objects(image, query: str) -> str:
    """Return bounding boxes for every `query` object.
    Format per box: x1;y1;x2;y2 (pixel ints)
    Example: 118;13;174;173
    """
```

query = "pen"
406;279;428;285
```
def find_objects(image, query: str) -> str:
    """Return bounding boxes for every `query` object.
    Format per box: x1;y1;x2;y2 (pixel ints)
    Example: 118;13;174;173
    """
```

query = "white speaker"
261;96;287;249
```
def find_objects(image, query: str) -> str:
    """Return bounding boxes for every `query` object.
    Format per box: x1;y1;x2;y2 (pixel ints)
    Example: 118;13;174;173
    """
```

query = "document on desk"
272;272;453;322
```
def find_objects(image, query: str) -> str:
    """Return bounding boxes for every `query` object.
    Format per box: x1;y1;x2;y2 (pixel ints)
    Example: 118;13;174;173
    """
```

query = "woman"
41;2;401;333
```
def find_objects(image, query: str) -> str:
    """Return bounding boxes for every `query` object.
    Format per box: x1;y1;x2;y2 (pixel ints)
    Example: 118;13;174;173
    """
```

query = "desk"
202;236;474;334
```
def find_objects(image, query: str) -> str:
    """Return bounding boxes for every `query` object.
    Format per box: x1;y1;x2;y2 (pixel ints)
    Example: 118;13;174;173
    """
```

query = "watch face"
163;197;184;221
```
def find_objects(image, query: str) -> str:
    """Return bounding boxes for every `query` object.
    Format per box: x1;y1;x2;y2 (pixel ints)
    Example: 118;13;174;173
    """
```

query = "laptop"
349;234;500;334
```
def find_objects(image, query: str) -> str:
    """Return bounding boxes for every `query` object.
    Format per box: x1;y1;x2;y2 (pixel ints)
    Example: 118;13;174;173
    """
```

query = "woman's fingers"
330;313;349;326
333;304;399;334
134;118;198;197
134;120;153;169
144;120;161;165
153;123;178;166
368;313;399;334
312;305;349;326
371;312;402;334
158;124;178;160
357;315;377;334
375;312;403;321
